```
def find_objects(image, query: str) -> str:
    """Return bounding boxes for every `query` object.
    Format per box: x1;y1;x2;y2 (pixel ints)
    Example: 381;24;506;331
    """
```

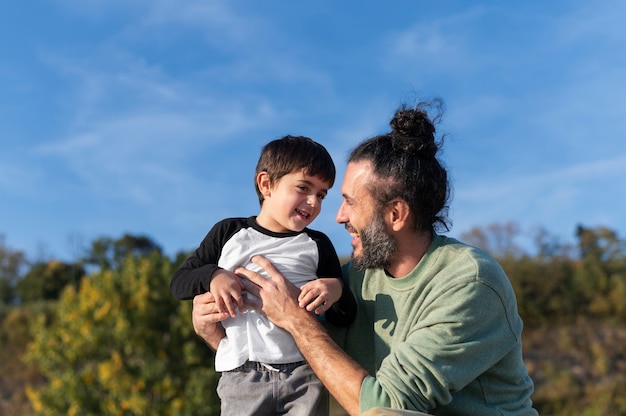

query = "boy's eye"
317;193;326;200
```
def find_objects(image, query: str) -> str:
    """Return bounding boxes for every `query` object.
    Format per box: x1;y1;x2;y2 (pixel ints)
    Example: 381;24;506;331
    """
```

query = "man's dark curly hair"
348;99;450;233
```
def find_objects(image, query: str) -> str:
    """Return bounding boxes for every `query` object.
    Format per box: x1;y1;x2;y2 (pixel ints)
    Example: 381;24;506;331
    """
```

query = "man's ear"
387;198;411;232
257;172;272;197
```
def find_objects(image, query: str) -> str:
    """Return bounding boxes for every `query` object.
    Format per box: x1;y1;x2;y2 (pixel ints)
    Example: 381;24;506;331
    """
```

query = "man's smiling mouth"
345;223;359;238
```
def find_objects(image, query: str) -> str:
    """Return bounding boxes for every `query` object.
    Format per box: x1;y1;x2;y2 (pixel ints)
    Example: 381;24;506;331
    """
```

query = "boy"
170;135;355;416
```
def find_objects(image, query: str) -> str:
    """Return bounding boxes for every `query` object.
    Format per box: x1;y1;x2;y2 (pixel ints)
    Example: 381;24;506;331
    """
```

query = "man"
192;101;538;415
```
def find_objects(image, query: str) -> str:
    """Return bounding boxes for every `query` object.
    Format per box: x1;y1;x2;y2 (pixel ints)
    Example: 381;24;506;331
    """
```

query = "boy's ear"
257;171;272;197
387;198;411;232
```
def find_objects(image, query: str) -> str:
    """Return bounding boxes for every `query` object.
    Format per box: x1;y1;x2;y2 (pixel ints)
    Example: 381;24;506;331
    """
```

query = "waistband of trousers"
229;360;307;373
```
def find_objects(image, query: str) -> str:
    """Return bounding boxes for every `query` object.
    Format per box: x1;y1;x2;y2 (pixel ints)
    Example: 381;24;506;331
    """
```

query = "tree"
16;260;84;303
24;251;220;415
460;221;524;259
85;233;162;271
0;235;27;305
576;225;625;264
574;225;626;318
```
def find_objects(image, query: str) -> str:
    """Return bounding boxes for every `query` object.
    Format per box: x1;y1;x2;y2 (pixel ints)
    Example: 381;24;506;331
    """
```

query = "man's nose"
336;201;347;223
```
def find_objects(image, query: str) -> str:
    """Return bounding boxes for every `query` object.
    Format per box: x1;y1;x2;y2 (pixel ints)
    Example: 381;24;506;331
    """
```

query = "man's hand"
236;255;366;416
192;291;229;351
235;255;304;331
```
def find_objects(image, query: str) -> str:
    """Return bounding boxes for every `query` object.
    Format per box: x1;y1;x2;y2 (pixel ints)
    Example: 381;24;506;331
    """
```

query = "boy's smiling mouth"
295;208;311;219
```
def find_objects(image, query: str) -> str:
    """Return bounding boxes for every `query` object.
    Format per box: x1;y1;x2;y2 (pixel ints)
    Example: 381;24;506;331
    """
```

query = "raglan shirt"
171;216;355;371
333;234;537;415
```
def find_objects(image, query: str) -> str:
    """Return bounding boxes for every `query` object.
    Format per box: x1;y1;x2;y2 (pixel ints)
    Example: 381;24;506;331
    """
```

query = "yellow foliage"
51;378;62;389
25;387;42;412
68;404;79;416
23;252;221;415
97;361;114;385
79;321;93;339
98;352;123;385
94;300;112;321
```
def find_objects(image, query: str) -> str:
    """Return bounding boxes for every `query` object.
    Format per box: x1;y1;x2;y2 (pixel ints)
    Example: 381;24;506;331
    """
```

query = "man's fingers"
192;293;230;323
234;266;266;287
193;290;215;306
250;255;286;283
213;295;227;315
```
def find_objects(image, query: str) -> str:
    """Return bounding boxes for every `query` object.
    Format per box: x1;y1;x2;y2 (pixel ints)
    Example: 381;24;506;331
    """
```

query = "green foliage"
0;235;27;305
85;233;162;271
523;319;626;415
461;223;626;413
0;302;50;415
466;223;626;327
4;225;626;415
24;252;220;415
16;260;84;303
504;254;579;326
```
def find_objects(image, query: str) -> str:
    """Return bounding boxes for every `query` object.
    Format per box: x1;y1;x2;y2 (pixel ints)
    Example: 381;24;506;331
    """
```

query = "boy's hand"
210;269;245;317
298;278;342;314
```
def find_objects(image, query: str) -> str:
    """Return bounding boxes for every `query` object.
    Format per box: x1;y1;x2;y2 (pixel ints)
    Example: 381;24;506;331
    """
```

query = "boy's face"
256;170;330;233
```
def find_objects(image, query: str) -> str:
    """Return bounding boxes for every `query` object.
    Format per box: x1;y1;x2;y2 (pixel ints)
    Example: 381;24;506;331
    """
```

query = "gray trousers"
217;360;329;416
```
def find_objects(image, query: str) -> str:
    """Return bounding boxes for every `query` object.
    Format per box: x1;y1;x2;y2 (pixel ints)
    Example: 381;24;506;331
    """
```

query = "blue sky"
1;0;625;262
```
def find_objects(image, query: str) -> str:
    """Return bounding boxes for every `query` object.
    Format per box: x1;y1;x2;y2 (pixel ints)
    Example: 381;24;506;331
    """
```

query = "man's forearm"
286;310;368;416
234;257;368;415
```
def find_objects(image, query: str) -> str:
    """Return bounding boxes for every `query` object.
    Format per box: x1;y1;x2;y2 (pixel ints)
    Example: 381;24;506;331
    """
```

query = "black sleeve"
312;230;357;327
169;218;245;300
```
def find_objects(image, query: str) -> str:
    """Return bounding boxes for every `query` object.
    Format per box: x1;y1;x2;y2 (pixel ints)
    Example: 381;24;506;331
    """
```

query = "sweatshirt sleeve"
358;282;520;413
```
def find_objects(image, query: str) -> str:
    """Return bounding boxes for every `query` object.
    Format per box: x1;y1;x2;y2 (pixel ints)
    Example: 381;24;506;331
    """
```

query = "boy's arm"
299;277;343;313
313;231;357;327
170;218;240;300
324;274;357;327
170;253;221;300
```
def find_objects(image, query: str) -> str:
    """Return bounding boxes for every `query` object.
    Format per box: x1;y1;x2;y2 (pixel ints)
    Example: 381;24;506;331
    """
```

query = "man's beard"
352;213;397;271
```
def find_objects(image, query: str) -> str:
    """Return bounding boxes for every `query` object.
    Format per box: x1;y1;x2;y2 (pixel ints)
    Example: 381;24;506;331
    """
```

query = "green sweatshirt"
336;235;537;415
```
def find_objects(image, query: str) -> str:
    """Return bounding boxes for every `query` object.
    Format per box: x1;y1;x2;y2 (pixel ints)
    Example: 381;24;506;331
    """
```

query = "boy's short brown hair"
254;135;336;205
